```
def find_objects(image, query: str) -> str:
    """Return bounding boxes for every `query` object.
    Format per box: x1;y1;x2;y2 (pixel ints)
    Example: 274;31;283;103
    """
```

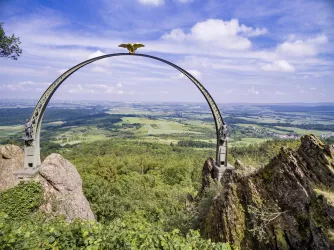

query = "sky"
0;0;333;103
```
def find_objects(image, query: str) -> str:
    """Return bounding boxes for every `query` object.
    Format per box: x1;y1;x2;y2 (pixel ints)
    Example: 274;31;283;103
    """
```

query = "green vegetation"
177;140;215;148
0;212;231;249
63;140;211;228
229;139;300;166
314;188;334;206
0;103;333;248
0;182;43;220
0;140;234;249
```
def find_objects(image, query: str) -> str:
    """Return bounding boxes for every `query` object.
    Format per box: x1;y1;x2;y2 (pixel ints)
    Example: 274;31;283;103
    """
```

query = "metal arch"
24;53;228;179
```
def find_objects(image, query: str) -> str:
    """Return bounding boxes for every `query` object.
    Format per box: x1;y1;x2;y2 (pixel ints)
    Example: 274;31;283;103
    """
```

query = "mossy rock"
274;227;289;250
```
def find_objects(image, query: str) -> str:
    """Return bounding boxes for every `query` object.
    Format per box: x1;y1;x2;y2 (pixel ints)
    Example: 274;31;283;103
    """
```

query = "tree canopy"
0;22;22;60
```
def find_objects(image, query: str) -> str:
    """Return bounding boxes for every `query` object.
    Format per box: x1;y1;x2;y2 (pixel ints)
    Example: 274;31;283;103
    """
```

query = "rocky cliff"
0;145;23;190
201;135;334;249
0;145;94;221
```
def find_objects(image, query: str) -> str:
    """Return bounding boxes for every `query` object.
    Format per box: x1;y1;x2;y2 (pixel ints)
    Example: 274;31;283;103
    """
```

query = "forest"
0;102;333;248
0;136;308;249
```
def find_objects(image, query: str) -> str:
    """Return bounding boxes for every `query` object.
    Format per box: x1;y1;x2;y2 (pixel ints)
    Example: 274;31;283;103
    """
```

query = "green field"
1;103;333;150
51;126;114;146
274;126;331;136
230;137;270;146
118;117;202;135
0;125;23;137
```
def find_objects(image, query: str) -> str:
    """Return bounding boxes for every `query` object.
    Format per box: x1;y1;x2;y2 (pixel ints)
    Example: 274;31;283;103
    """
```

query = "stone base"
14;166;40;178
226;163;235;170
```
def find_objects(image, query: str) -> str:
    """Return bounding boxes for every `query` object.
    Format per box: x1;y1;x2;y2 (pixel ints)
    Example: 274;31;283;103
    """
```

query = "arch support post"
23;139;40;169
214;124;230;181
15;129;41;177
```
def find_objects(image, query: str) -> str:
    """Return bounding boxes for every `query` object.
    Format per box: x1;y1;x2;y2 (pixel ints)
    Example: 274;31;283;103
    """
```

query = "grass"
237;124;262;128
275;126;332;136
314;188;334;206
106;108;153;115
118;117;202;135
229;137;270;147
135;137;179;145
0;121;65;137
237;124;292;135
51;126;114;146
44;121;65;126
0;125;23;137
237;116;284;124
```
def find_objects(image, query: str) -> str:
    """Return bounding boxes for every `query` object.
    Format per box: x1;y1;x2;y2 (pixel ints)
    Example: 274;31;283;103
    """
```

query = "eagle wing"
133;43;145;50
118;44;130;49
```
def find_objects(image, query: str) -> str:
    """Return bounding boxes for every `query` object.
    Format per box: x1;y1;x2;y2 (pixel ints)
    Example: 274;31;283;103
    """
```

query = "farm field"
274;126;332;137
0;125;23;137
0;102;333;150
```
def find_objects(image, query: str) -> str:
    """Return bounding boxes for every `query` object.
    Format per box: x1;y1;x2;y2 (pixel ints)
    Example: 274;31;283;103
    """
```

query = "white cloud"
88;50;105;59
68;83;116;94
239;25;268;37
19;81;36;85
88;50;110;66
261;60;295;72
310;87;316;90
176;0;192;3
68;84;86;93
57;69;67;74
178;69;201;79
161;28;187;42
162;19;267;50
116;90;124;95
276;35;328;57
188;70;201;79
0;81;50;92
116;82;123;88
19;81;50;86
1;10;333;103
275;90;285;95
138;0;164;6
91;66;107;73
248;86;259;95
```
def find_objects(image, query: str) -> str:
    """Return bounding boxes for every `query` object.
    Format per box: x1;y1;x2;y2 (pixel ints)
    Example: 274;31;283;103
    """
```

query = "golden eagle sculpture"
118;43;145;54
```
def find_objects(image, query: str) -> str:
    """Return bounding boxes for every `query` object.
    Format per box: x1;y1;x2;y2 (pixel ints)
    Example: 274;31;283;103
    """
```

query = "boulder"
0;147;95;221
37;153;95;221
0;145;23;191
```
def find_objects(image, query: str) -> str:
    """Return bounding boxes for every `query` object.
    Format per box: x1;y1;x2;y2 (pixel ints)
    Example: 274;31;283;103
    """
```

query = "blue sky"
0;0;333;103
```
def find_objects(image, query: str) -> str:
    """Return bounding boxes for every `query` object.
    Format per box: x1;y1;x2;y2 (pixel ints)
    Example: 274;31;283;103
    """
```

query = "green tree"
0;22;22;60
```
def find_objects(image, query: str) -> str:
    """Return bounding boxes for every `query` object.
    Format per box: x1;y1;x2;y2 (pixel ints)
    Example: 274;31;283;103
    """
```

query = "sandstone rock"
201;135;334;250
0;145;23;191
0;144;23;159
38;153;95;221
0;146;95;221
201;157;216;192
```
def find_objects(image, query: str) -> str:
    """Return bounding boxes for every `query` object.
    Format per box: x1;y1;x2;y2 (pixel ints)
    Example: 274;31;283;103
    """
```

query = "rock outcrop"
0;145;23;191
0;146;95;221
201;135;334;249
37;154;95;221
